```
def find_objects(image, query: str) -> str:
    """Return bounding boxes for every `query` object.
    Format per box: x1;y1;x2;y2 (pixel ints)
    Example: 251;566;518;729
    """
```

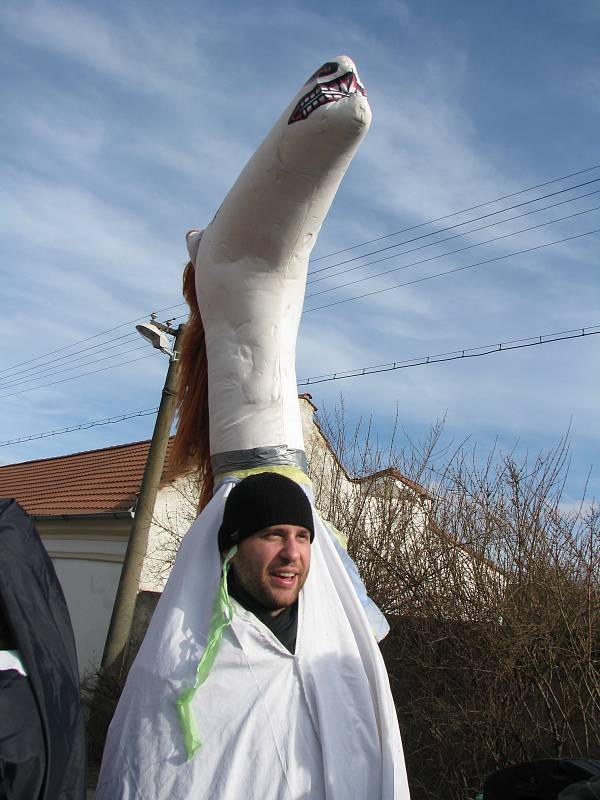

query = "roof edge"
32;510;133;521
0;436;172;470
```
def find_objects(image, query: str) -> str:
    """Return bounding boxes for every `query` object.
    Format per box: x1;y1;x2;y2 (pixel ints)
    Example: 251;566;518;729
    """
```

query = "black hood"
0;498;87;800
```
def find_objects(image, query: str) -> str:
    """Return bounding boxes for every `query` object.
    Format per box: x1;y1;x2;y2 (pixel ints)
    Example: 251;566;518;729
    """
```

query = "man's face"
231;524;311;616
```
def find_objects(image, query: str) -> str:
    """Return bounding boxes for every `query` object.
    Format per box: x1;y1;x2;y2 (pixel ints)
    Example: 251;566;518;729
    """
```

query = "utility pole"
100;322;184;685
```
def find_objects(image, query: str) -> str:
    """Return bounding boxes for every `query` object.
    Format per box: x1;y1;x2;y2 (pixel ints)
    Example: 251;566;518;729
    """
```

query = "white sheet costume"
97;56;411;799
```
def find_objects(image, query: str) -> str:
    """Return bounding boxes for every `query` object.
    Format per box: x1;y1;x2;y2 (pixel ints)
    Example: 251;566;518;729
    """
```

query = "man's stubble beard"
231;554;309;613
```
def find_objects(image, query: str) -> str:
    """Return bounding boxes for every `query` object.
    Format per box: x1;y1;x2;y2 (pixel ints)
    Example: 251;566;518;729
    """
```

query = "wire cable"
3;323;598;448
298;325;600;385
310;163;600;263
0;353;157;401
5;195;594;387
12;194;590;389
2;218;596;393
304;227;600;313
0;408;160;447
0;302;186;377
0;312;190;399
307;188;600;287
7;166;600;378
0;343;151;391
1;313;189;388
4;331;140;382
306;204;600;299
308;177;600;277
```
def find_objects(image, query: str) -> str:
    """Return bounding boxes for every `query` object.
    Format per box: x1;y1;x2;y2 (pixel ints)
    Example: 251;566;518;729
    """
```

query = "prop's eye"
305;61;339;84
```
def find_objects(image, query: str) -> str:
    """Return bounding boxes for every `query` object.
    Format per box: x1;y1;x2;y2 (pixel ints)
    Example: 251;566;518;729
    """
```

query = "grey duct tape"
211;446;308;475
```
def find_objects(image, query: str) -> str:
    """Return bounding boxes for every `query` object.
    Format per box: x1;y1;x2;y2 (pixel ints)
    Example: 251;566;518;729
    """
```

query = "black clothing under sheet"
0;599;16;650
0;669;46;800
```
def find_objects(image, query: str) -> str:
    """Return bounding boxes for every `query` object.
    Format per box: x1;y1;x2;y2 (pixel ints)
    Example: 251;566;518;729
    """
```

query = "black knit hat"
218;472;314;552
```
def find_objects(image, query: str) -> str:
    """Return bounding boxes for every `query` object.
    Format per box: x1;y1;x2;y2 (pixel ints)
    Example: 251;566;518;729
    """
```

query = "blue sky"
1;0;599;506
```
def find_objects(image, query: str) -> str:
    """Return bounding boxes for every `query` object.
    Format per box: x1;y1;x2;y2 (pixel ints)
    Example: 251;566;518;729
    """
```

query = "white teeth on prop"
288;68;365;125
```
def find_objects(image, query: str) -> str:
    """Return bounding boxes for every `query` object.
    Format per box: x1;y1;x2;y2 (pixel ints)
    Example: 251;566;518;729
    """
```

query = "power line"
13;194;592;389
310;163;600;263
305;227;600;313
0;353;156;401
2;205;597;395
4;331;140;382
3;323;597;448
298;325;600;385
0;312;189;389
1;339;145;389
0;312;190;399
9;195;593;390
2;221;596;395
0;408;160;447
0;343;150;391
308;177;600;278
306;204;600;299
13;186;581;391
307;187;600;287
0;303;186;377
7;165;599;378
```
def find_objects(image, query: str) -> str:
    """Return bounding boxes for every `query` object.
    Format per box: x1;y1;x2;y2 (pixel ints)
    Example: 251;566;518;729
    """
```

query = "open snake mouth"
288;70;367;124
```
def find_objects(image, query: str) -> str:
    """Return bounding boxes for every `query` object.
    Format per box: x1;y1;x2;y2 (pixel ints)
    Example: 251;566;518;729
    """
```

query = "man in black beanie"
98;463;409;800
217;472;314;654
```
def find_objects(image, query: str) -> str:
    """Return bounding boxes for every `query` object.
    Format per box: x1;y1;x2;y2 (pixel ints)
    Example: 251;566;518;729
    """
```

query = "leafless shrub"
310;407;599;800
145;473;201;587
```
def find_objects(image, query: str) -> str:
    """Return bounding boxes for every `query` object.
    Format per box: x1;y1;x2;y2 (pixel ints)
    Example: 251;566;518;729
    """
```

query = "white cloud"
0;1;205;99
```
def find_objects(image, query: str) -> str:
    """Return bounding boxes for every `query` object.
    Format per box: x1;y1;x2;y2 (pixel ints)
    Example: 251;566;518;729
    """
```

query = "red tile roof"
0;438;174;517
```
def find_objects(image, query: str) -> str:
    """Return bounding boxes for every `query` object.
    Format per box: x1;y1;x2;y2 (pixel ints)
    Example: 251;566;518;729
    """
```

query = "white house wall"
39;517;129;677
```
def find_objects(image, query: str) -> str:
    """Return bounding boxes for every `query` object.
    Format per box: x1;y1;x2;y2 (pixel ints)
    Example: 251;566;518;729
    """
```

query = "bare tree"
310;409;599;800
144;473;201;589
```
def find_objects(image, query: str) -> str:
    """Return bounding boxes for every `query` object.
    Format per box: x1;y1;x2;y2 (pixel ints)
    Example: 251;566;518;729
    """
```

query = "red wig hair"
170;261;213;510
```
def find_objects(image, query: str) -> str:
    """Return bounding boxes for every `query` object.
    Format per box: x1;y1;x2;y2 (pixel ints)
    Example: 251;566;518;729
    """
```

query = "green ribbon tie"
175;546;236;760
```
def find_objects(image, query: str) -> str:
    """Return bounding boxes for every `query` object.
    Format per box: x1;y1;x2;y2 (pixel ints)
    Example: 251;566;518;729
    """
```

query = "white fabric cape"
96;479;410;799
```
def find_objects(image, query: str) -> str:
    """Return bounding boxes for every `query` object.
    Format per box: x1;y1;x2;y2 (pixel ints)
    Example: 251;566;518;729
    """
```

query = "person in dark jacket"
0;498;86;800
560;778;600;799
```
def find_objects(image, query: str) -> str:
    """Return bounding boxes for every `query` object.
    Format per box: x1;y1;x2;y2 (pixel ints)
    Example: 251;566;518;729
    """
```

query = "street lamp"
135;314;177;358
